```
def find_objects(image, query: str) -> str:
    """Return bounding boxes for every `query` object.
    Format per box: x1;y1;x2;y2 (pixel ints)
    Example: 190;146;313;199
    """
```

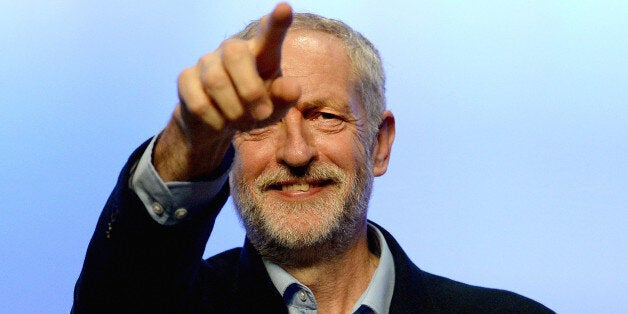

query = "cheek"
318;134;365;173
233;139;275;180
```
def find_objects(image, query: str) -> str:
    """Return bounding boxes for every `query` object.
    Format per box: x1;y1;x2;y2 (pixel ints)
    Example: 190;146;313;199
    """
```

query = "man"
73;3;553;313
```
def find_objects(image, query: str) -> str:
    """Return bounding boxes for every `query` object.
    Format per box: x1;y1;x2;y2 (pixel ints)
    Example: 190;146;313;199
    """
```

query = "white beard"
230;159;373;267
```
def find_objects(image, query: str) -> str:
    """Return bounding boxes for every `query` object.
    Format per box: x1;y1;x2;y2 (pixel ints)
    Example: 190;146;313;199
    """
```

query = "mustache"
255;163;346;191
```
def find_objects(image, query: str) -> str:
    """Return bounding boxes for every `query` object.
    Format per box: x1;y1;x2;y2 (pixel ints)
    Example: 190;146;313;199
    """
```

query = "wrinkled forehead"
234;14;362;83
281;30;363;113
283;29;349;60
283;29;360;95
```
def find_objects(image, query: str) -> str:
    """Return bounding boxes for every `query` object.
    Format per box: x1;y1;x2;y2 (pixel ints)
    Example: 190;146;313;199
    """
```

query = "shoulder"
184;248;243;313
370;221;553;312
421;271;554;313
192;246;286;313
199;247;243;282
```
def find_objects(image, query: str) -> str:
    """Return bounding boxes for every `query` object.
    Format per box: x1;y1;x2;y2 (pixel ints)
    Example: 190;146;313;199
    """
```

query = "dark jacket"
73;141;553;313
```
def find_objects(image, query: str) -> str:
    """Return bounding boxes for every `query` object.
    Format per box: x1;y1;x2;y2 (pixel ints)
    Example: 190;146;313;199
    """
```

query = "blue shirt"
130;137;396;313
263;223;395;314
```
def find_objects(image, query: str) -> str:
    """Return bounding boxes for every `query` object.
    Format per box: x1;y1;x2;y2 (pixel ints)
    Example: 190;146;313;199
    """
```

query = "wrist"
154;116;234;182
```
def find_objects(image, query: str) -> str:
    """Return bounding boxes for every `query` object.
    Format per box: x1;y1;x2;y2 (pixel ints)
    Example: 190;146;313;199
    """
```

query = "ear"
372;110;395;177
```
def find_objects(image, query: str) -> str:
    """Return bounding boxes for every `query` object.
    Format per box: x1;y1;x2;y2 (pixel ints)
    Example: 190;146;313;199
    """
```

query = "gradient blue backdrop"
1;1;626;312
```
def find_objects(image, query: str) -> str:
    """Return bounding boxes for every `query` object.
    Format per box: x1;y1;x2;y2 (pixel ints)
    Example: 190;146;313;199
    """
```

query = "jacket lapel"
232;239;288;313
231;223;435;313
370;221;436;312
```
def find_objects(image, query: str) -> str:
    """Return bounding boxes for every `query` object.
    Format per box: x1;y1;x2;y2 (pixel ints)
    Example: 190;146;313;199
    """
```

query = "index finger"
251;2;293;79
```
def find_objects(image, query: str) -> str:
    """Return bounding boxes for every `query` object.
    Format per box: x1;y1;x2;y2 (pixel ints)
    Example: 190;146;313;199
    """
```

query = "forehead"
281;29;350;73
284;28;345;51
280;30;362;112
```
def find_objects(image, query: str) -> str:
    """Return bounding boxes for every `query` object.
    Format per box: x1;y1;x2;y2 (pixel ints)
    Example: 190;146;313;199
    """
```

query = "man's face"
230;30;374;265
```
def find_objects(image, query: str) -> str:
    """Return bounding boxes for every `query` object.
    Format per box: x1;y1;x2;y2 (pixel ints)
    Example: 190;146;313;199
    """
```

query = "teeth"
282;183;310;192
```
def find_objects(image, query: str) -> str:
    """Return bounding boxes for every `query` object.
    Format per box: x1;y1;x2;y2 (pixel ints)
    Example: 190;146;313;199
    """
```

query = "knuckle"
220;39;248;56
239;85;266;104
177;68;197;107
184;98;208;117
223;104;245;121
197;52;216;67
178;67;195;85
202;67;229;92
206;116;226;131
198;106;224;129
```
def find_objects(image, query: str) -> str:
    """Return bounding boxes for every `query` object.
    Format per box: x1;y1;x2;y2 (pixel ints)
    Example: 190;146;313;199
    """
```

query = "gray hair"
234;13;386;147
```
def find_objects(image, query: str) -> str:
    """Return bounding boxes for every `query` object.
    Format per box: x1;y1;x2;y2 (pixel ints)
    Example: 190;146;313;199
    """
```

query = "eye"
310;111;346;132
238;125;274;141
319;112;339;120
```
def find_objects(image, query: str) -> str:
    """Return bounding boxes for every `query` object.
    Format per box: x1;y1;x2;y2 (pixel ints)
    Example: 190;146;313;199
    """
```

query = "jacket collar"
366;221;437;311
234;238;288;313
235;221;436;312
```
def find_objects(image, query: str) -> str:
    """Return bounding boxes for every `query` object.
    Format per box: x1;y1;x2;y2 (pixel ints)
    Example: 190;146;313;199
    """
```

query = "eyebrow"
299;99;354;116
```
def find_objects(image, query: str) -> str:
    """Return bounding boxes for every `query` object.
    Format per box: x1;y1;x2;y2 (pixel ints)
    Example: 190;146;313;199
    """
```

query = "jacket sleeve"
72;140;231;313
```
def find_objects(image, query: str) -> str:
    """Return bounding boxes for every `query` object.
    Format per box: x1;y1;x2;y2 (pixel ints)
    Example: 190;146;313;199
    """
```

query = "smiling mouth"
268;179;334;192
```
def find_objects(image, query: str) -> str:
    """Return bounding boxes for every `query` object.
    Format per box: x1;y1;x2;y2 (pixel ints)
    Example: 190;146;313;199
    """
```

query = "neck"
282;223;380;313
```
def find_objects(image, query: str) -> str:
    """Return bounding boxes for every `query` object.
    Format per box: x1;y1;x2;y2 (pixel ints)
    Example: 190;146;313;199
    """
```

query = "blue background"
1;1;626;312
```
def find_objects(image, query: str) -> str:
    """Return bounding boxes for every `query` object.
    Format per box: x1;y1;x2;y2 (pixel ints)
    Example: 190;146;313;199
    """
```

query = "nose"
276;109;317;168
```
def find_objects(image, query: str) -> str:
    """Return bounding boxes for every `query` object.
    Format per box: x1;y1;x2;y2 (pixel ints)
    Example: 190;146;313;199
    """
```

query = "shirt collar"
263;223;395;313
